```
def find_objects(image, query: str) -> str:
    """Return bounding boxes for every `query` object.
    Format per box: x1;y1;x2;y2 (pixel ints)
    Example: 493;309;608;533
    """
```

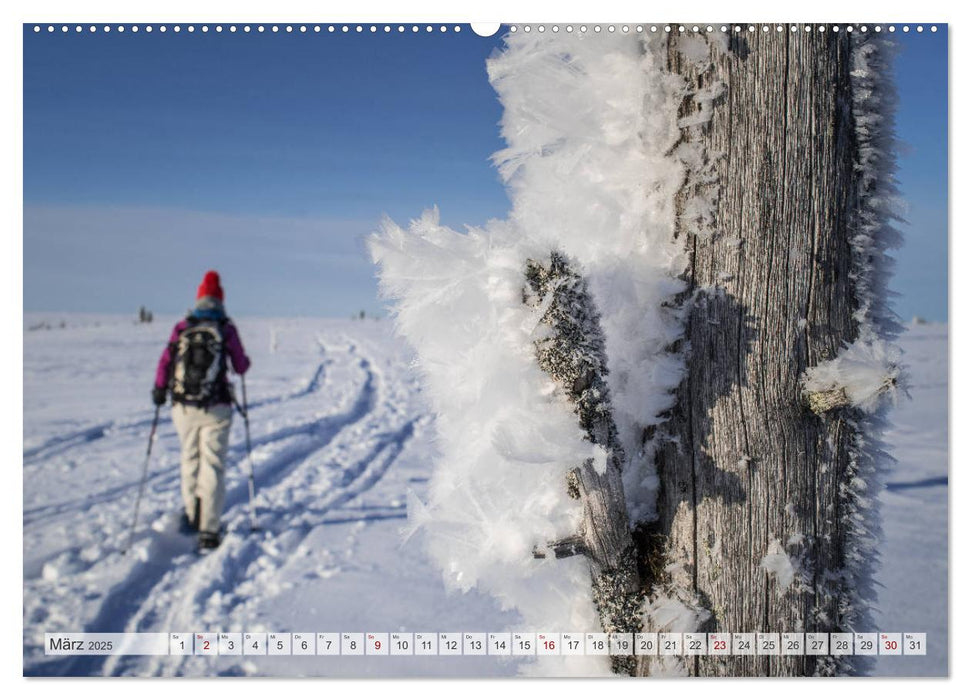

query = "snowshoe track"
25;332;424;676
24;340;336;466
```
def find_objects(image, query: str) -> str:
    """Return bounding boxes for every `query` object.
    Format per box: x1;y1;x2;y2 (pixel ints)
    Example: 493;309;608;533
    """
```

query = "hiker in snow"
152;270;251;550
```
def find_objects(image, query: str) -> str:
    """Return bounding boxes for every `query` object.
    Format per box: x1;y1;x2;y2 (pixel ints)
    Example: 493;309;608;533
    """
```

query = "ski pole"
123;405;161;554
240;375;259;531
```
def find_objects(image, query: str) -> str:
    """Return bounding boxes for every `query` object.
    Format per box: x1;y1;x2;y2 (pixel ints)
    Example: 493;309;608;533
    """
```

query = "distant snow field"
22;315;947;677
872;322;948;677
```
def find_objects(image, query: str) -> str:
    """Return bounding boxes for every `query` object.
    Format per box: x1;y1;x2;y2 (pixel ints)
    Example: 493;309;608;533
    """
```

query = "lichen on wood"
806;386;851;415
524;250;644;675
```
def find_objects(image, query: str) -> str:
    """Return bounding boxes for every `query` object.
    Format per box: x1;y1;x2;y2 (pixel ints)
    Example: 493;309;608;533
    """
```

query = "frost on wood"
826;33;906;676
524;251;643;676
369;212;608;677
488;31;690;528
803;338;903;415
646;29;904;677
367;28;695;676
671;35;726;243
370;26;904;679
761;540;797;590
849;39;906;345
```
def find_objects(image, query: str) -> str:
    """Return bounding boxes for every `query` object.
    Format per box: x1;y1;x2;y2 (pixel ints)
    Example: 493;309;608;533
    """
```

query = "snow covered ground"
22;314;521;677
22;314;947;677
872;321;948;677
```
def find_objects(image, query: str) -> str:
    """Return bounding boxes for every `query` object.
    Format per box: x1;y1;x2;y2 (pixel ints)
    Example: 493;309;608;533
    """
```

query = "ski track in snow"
23;317;946;677
22;338;332;467
23;319;446;677
22;340;348;527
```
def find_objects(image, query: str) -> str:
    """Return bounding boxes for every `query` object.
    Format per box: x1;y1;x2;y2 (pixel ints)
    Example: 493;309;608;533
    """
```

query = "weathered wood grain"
644;28;866;676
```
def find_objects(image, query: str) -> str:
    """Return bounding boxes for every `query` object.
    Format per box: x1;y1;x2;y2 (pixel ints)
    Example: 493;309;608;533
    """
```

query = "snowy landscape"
21;23;948;680
22;313;947;677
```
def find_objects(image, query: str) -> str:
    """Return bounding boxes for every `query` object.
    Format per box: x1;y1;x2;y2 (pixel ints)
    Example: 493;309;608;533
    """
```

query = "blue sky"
23;26;948;320
891;29;948;322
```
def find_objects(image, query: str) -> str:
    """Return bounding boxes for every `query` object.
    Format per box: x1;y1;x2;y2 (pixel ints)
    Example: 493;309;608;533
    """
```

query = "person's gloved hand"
152;386;167;406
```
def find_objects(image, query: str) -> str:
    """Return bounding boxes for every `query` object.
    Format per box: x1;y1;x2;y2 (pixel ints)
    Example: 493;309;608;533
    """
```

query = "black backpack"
168;317;229;406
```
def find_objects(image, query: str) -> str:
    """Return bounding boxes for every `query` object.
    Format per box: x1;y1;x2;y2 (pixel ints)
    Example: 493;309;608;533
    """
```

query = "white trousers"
172;403;232;533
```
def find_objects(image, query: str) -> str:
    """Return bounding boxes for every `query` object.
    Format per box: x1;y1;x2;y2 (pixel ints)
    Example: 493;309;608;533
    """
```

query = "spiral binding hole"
30;23;942;37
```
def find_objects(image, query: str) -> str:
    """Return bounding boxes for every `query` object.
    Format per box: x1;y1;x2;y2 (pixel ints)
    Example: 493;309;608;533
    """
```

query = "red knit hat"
197;270;224;301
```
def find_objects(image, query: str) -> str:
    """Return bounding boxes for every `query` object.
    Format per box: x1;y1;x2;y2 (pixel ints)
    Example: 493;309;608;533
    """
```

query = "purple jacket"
155;318;251;391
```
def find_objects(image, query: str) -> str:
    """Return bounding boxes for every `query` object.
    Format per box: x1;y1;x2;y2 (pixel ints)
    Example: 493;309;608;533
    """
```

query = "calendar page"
21;11;948;681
